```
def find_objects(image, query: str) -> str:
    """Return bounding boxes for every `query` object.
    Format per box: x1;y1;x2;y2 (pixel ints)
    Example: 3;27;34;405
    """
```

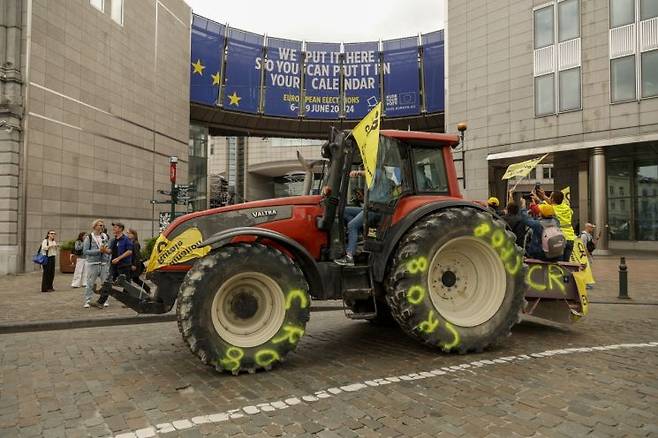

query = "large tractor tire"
176;243;310;374
386;207;525;353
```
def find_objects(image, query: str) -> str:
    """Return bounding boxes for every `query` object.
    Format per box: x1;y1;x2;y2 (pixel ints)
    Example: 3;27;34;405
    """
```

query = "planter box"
60;250;75;273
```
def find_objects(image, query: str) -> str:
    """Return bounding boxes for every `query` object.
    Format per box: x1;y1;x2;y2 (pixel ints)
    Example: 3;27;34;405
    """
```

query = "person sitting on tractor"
335;168;400;266
487;197;501;215
520;199;566;261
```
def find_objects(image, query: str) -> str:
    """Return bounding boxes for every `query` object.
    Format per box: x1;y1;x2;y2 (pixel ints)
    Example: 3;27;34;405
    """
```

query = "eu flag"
190;15;224;106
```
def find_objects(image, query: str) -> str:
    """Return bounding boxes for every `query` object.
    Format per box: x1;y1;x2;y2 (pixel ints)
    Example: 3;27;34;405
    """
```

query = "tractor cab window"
412;148;449;194
368;136;405;205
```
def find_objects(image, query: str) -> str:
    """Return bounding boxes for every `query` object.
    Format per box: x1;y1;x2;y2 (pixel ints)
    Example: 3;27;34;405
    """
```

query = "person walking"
83;219;111;308
127;228;151;294
40;230;58;292
91;222;133;308
70;232;88;288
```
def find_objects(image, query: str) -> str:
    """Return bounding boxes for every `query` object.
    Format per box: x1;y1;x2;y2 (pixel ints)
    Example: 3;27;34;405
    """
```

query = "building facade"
446;0;658;251
208;136;324;204
0;0;191;273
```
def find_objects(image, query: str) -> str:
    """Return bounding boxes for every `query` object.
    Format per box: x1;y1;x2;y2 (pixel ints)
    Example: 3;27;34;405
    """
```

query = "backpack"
541;220;566;259
72;240;83;256
582;232;596;254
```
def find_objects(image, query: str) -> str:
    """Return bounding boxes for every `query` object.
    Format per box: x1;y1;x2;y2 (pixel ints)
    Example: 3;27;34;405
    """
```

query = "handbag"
32;244;48;265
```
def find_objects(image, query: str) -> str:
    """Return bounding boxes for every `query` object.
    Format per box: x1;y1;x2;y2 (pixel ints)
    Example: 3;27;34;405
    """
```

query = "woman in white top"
41;230;59;292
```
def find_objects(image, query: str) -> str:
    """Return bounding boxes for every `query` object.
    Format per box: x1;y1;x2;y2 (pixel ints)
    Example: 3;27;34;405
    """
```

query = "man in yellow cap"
487;196;501;215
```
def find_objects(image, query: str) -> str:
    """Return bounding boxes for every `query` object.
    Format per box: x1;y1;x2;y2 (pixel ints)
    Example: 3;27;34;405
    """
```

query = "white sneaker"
83;302;90;308
103;302;109;307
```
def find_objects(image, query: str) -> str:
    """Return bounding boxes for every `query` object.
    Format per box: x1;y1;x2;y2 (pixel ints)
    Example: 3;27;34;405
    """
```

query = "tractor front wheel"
386;208;525;353
176;243;310;374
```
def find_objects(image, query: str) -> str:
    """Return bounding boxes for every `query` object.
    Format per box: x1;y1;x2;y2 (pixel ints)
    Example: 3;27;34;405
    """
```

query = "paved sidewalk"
0;251;655;328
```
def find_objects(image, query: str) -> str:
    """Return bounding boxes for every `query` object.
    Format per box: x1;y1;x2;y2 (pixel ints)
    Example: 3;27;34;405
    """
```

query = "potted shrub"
60;239;76;273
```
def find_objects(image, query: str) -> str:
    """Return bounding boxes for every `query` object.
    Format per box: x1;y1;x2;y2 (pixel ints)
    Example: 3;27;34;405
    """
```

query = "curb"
589;300;658;306
0;305;344;335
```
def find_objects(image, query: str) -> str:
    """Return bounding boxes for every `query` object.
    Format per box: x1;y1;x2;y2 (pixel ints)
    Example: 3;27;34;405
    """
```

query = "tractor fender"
372;200;491;283
200;227;324;299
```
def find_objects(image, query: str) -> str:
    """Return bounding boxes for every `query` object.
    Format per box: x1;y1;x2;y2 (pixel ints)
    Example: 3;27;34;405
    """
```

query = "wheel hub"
428;236;507;327
230;291;259;320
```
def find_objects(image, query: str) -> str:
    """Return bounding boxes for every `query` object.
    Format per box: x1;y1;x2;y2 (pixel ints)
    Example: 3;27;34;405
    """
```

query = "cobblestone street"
0;303;656;437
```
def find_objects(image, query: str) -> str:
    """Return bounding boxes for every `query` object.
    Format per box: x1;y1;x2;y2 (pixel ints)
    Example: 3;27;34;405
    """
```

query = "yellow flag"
502;154;548;180
351;103;382;188
561;186;571;207
571;270;590;318
145;227;210;272
570;238;595;285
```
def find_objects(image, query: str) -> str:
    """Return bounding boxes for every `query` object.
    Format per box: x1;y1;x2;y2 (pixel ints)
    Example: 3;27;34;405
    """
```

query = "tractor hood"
163;195;323;241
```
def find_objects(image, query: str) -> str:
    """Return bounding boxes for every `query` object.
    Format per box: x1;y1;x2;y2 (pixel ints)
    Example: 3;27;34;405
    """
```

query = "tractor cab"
318;129;462;264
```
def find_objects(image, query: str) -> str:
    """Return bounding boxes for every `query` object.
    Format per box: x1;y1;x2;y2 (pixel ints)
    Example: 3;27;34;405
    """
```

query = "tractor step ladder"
342;288;378;320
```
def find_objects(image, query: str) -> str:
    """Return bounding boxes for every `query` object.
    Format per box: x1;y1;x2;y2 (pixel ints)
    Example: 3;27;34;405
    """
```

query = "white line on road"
114;341;658;438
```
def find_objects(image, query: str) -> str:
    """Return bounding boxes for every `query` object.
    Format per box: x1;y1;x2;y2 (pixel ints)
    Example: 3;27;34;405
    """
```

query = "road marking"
113;341;658;438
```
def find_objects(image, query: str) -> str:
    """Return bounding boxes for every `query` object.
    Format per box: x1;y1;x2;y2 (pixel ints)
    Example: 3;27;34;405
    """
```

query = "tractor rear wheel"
176;243;310;374
386;208;525;353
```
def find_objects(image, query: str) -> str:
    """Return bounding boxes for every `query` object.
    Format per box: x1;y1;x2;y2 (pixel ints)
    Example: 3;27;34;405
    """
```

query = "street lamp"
169;156;178;221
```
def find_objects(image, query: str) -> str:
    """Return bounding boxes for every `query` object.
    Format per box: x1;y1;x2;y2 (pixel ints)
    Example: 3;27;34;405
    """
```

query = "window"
542;166;553;179
559;68;581;111
559;0;580;42
90;0;104;12
535;74;555;116
641;0;658;19
111;0;123;25
534;6;554;49
610;185;615;195
641;50;658;98
529;168;537;180
611;56;636;102
533;2;581;116
412;148;448;193
610;0;635;27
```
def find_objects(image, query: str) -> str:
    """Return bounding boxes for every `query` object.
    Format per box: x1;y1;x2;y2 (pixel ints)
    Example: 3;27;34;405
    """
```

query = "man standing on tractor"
535;189;575;261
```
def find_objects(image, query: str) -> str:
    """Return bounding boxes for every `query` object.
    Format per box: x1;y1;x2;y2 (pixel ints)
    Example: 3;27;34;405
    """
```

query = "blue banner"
302;42;341;119
262;37;302;118
422;31;445;113
382;37;420;117
343;41;381;119
190;16;224;106
224;28;263;114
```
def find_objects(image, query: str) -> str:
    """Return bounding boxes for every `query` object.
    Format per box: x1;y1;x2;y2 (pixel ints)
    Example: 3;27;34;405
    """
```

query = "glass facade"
607;145;658;241
188;125;208;212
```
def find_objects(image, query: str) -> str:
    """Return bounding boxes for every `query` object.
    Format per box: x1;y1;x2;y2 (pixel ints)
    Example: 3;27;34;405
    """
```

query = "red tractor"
103;128;586;374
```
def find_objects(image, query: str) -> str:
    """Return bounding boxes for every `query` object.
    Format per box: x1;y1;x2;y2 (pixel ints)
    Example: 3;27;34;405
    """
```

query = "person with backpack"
535;189;575;261
83;219;111;308
70;232;88;288
519;199;566;261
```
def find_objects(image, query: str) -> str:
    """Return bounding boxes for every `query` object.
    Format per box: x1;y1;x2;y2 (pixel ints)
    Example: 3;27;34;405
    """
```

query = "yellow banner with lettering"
562;186;571;206
502;154;548;180
351;102;381;188
145;227;210;272
570;238;595;285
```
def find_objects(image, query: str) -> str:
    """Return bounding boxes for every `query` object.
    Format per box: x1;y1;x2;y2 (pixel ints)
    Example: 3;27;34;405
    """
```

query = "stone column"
591;147;610;254
0;0;24;274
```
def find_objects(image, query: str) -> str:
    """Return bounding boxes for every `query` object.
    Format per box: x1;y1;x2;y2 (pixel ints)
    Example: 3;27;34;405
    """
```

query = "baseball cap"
487;197;500;207
111;222;125;230
539;204;555;218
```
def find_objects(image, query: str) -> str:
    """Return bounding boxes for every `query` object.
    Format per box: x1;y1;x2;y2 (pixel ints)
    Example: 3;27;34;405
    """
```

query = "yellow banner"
351;103;382;188
571;270;589;318
570;238;595;285
145;227;210;272
502;154;548;180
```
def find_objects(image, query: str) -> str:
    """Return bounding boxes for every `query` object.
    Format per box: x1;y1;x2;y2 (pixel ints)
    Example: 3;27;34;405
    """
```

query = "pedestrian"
40;230;58;292
127;228;151;294
70;232;88;288
83;219;111;308
91;222;133;308
580;223;599;289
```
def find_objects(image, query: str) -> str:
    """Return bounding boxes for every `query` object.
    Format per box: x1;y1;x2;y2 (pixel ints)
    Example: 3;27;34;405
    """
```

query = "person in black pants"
127;228;151;294
91;222;133;308
40;230;59;292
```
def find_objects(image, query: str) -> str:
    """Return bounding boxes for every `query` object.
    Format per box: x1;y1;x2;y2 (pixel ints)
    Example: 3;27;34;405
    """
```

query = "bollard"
618;256;630;299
